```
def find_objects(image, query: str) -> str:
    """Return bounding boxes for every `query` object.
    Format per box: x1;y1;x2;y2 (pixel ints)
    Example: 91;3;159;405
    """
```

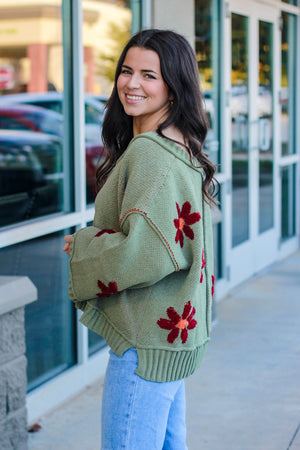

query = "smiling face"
117;46;171;135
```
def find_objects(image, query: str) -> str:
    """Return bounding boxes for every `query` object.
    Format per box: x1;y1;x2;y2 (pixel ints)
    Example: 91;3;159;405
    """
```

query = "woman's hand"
63;234;73;256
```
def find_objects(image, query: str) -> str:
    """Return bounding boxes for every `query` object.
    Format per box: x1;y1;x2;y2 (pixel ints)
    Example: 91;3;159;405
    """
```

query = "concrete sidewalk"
28;251;300;450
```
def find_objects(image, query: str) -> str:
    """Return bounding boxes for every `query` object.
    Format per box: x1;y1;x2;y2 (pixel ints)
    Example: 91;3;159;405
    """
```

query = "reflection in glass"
195;0;220;166
0;130;64;227
0;2;67;226
281;0;298;5
89;330;107;356
83;0;132;203
0;5;63;95
258;21;274;234
212;189;223;281
0;230;76;391
231;13;249;247
281;13;296;156
281;165;296;239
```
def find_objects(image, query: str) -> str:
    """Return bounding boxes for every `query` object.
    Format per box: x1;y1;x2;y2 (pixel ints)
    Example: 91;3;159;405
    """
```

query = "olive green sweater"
68;132;214;382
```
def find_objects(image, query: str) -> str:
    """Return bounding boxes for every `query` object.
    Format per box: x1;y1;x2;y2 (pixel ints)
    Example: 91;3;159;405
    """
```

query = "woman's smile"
125;93;147;104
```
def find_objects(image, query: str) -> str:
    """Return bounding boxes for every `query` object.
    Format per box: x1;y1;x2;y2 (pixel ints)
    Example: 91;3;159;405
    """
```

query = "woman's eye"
145;73;155;79
121;69;131;75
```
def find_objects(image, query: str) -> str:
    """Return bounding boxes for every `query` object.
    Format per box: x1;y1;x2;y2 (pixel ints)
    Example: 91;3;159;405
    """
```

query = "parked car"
0;104;63;137
0;92;105;143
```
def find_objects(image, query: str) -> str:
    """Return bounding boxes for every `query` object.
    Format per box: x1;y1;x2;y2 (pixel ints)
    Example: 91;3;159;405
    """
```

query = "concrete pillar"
27;44;48;93
0;276;37;450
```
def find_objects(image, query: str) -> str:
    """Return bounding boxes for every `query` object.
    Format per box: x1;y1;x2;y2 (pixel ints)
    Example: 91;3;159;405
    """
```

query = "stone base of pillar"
0;277;37;450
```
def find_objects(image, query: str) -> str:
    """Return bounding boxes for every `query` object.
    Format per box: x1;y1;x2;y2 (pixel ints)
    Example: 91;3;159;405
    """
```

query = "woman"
63;29;217;449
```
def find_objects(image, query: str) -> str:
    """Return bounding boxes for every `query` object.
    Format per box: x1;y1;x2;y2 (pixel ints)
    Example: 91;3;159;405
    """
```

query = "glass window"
195;0;222;281
0;230;76;391
258;20;274;234
281;12;297;156
0;1;69;227
82;0;133;204
195;0;220;166
231;13;249;247
281;165;296;240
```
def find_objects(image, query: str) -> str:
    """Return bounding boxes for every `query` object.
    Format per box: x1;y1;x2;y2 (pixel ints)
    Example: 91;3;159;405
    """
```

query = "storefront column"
84;46;95;93
27;43;48;92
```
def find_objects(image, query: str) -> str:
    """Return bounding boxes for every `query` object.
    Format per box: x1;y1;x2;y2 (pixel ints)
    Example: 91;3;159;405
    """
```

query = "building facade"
0;0;299;422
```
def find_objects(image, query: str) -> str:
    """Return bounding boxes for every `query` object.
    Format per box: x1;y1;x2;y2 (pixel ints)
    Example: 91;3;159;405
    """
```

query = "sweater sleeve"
68;211;177;301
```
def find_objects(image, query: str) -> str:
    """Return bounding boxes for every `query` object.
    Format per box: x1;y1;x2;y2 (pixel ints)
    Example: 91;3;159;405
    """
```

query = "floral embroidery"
95;229;117;237
96;280;118;298
200;248;206;283
157;301;197;344
174;202;201;248
211;275;215;299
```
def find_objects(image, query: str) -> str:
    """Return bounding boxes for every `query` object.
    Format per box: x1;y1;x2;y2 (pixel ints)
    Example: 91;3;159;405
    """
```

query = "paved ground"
28;251;300;450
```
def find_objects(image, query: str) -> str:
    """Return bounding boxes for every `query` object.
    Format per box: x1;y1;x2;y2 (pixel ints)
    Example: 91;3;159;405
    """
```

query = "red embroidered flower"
211;275;215;299
157;301;197;344
95;229;117;237
200;248;206;283
174;202;201;248
96;280;118;298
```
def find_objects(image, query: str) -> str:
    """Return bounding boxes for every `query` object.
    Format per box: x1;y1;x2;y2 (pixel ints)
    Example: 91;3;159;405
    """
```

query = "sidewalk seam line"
286;421;300;450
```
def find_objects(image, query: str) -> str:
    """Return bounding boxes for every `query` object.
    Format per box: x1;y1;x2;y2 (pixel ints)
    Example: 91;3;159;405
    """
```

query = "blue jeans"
101;348;188;450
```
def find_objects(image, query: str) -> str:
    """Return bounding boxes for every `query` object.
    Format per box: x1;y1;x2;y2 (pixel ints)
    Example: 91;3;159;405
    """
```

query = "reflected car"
85;141;106;202
0;130;63;226
0;92;105;143
0;124;105;219
230;85;248;117
257;85;272;117
87;94;108;107
0;104;63;138
0;131;45;195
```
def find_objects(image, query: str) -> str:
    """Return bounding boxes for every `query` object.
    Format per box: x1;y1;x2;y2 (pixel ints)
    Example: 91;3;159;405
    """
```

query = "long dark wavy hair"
96;29;218;204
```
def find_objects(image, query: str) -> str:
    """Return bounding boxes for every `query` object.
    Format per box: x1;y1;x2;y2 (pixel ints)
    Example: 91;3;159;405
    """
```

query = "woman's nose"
126;73;140;89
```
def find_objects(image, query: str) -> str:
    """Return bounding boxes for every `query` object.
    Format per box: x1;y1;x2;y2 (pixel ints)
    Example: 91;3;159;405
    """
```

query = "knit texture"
69;132;214;382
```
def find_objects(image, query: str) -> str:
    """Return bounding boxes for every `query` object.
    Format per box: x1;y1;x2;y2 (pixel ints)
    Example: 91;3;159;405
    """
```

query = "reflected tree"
96;19;131;84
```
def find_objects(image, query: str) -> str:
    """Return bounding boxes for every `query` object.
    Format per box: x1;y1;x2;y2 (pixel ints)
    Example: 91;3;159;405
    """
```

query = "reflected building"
0;0;131;96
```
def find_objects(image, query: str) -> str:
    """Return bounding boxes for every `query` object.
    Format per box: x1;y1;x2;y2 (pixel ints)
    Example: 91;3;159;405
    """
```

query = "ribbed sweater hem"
79;304;209;382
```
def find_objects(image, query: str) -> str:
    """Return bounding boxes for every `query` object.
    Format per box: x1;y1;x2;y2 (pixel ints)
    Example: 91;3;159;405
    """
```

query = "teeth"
126;94;144;100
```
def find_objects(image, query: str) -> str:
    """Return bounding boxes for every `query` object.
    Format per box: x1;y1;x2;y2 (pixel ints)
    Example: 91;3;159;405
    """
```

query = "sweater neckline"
132;131;202;171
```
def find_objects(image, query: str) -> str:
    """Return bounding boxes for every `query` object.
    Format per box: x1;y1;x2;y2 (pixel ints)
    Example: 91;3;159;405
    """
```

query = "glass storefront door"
228;1;280;286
